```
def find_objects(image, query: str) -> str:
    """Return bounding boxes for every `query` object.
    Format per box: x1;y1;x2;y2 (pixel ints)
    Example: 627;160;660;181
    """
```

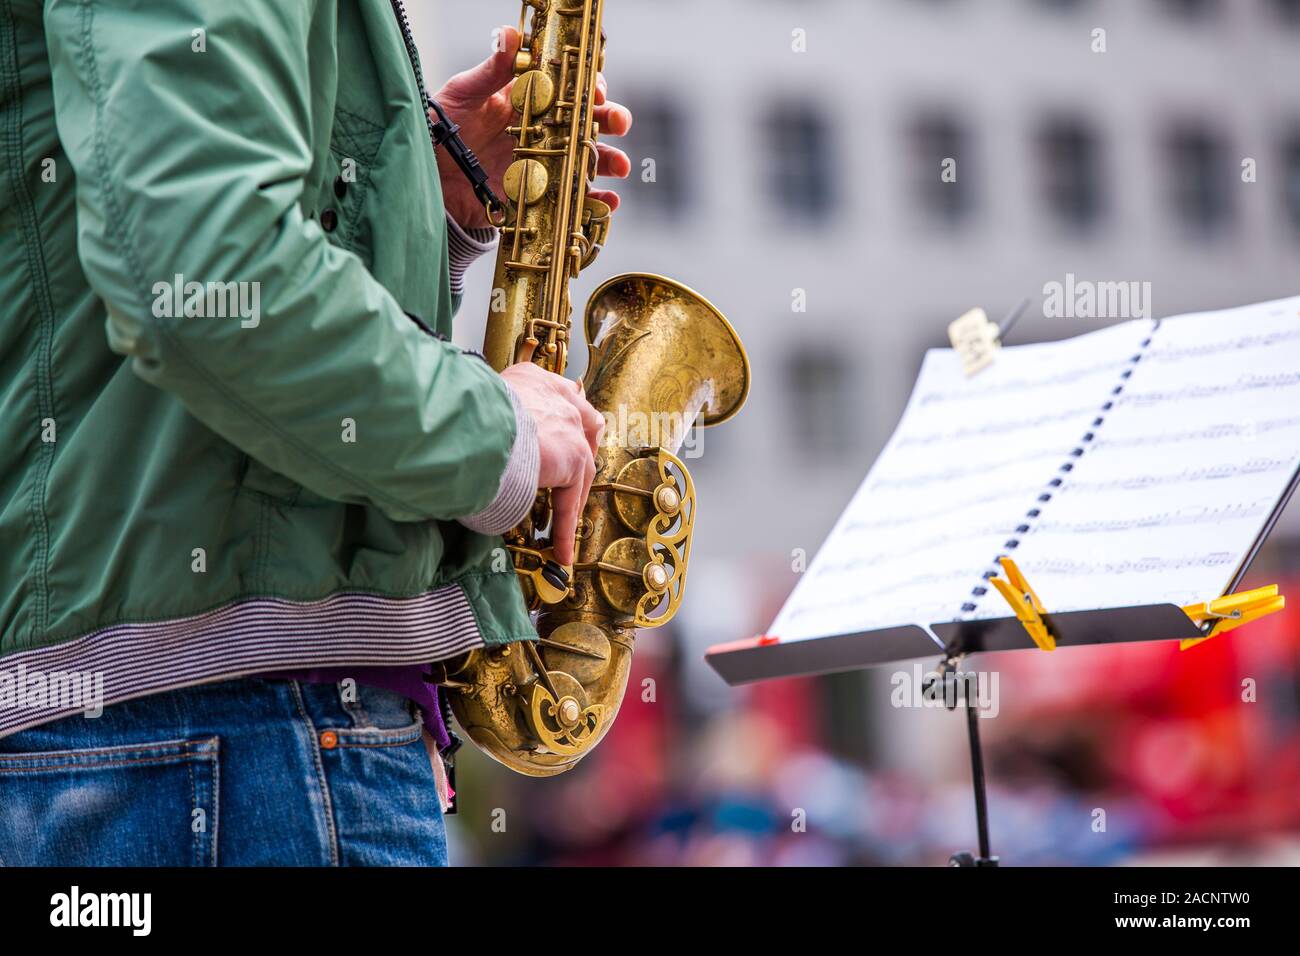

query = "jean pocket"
329;719;424;750
0;736;220;866
331;683;425;746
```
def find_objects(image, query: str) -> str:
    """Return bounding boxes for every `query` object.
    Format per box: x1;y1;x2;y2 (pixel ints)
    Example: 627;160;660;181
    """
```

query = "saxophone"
432;0;750;776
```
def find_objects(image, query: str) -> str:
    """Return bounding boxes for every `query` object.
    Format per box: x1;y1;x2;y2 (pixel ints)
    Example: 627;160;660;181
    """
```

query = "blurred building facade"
411;1;1300;864
419;0;1300;563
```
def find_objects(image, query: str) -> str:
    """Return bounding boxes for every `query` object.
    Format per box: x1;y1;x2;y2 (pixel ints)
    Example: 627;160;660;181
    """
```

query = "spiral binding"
958;321;1165;618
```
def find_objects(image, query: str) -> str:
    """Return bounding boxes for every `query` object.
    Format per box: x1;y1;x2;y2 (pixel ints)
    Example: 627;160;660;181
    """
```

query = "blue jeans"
0;678;447;866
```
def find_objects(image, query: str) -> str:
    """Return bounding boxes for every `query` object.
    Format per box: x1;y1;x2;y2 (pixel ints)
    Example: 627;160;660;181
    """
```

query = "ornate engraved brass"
438;0;750;776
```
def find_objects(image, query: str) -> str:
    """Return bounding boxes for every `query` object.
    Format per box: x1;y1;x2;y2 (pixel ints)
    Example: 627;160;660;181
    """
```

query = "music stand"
707;606;1213;867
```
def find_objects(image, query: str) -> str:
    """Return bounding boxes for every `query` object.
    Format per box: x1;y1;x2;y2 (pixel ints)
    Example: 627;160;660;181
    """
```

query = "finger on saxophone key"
572;381;605;454
550;477;587;566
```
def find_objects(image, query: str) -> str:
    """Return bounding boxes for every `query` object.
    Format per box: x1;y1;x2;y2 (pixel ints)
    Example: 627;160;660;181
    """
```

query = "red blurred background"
446;548;1300;866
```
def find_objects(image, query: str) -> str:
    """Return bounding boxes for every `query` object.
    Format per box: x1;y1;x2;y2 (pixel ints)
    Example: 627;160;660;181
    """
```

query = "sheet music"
996;296;1300;616
770;320;1154;642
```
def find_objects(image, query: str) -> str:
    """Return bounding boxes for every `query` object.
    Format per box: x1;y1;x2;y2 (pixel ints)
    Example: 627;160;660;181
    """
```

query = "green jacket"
0;0;536;729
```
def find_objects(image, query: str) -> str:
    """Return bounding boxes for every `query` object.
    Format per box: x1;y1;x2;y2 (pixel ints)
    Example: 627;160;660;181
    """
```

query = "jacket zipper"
388;0;440;150
391;0;475;800
386;0;454;341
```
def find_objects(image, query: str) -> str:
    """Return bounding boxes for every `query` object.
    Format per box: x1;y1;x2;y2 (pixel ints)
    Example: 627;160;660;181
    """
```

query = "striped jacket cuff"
459;383;540;536
446;212;498;297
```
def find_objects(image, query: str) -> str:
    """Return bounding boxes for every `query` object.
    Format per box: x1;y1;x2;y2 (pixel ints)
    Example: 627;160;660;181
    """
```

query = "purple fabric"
270;666;451;751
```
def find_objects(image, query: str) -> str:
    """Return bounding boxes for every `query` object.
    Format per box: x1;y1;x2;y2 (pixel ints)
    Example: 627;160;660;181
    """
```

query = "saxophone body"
437;0;750;776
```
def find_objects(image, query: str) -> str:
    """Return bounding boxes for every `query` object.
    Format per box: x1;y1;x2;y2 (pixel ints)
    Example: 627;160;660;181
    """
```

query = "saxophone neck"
482;0;609;375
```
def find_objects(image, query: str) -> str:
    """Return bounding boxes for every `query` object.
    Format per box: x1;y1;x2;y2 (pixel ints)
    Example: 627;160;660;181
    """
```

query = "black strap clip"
428;98;505;221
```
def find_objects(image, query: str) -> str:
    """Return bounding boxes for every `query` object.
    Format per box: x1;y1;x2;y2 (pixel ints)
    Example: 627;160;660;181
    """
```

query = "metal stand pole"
940;657;1000;867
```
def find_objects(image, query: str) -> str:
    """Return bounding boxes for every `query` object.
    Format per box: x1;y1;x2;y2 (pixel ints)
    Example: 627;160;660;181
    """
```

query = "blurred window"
620;95;689;222
765;102;837;224
1159;0;1220;18
1272;0;1300;25
1036;116;1104;231
910;112;974;225
1285;131;1300;235
1164;123;1235;236
786;346;852;458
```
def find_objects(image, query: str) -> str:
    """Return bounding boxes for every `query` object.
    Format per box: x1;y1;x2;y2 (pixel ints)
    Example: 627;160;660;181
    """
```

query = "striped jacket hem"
0;585;484;739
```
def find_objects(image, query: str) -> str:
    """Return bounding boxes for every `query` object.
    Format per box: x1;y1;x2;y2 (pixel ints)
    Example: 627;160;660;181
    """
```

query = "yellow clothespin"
989;556;1056;652
1180;585;1285;650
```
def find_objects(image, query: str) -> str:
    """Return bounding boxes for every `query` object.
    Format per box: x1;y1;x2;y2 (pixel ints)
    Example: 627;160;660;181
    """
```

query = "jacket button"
320;208;338;232
333;176;348;199
319;730;339;750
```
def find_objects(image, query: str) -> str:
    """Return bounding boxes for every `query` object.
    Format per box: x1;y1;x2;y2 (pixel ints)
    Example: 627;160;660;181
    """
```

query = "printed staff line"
781;596;954;626
1058;458;1293;493
808;557;989;586
804;552;994;589
1029;501;1271;534
917;356;1135;406
894;404;1102;447
845;482;1044;531
782;568;985;618
1091;417;1300;450
1146;328;1300;363
1124;373;1300;406
871;446;1070;489
1021;553;1236;576
816;524;1016;570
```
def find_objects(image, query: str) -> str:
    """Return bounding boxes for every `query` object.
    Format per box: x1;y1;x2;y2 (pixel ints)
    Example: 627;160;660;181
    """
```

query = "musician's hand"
432;26;633;231
500;363;604;566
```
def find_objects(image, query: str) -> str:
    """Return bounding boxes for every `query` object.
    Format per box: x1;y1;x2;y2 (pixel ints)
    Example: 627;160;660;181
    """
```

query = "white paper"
770;320;1154;641
1003;296;1300;615
770;294;1300;644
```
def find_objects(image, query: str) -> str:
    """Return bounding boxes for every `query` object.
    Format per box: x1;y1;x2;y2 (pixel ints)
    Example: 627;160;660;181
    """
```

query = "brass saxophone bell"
449;272;749;777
